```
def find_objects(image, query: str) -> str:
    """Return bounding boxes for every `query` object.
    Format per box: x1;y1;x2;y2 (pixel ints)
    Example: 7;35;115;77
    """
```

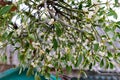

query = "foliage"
0;0;120;79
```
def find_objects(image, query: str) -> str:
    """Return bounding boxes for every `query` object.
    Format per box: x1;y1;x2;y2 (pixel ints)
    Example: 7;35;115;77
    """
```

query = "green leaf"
105;60;109;69
115;0;118;4
2;32;8;41
52;37;58;50
19;54;25;63
81;71;87;78
0;5;12;16
114;0;119;7
100;59;104;67
29;34;35;40
72;1;75;5
27;67;33;76
98;17;105;23
54;23;62;37
86;0;92;7
98;7;105;16
104;26;111;32
107;52;113;57
83;59;89;68
94;43;99;52
35;73;41;80
116;21;120;26
109;62;114;69
66;65;72;73
89;63;92;69
24;40;30;51
1;55;7;63
95;56;100;62
79;2;82;10
107;8;118;19
75;55;82;67
7;31;13;41
117;53;120;56
67;53;72;61
45;48;50;53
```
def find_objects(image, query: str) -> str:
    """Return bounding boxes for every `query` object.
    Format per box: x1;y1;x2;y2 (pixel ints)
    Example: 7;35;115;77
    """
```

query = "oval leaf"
100;59;104;67
94;43;99;52
0;5;12;15
75;55;82;67
110;62;114;69
52;37;58;50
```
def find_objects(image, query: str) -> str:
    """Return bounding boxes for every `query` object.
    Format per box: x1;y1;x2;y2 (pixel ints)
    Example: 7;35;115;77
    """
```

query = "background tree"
0;0;120;79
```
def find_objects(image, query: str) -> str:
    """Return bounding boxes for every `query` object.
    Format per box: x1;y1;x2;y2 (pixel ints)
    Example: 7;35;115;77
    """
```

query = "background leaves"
0;0;120;77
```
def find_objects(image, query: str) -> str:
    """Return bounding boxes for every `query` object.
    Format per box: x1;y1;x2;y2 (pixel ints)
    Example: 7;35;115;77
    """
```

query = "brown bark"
0;64;15;72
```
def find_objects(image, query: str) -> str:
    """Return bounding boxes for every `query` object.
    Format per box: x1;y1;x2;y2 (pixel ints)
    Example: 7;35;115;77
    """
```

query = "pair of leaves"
107;8;118;19
100;59;114;69
105;61;114;69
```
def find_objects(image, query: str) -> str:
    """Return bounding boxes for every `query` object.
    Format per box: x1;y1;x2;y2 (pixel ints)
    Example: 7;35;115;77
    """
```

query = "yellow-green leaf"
35;73;41;80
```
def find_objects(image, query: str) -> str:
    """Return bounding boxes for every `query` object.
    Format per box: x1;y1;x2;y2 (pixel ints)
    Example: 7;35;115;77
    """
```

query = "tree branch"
48;9;84;33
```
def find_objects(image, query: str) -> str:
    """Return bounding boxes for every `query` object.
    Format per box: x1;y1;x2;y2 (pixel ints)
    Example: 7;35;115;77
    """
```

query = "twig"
54;3;81;12
57;18;84;33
